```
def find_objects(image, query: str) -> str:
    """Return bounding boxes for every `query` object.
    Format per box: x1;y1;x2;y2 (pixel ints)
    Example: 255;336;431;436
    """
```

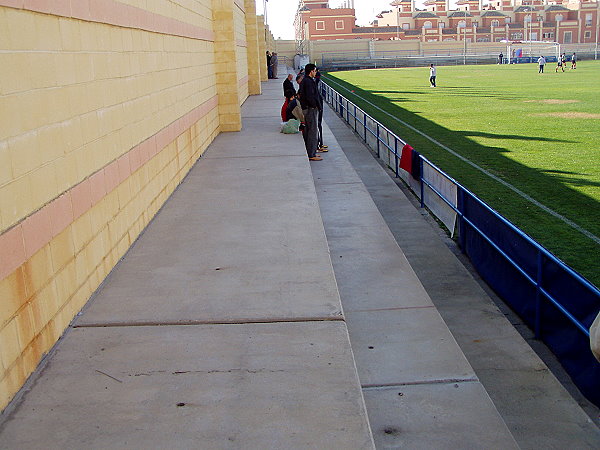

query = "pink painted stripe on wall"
0;0;214;42
0;95;219;281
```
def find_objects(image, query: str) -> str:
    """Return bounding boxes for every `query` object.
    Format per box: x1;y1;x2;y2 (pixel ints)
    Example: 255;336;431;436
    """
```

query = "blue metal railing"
319;79;599;340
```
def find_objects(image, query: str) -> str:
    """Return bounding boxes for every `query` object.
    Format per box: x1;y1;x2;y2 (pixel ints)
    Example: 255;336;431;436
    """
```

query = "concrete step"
312;115;519;449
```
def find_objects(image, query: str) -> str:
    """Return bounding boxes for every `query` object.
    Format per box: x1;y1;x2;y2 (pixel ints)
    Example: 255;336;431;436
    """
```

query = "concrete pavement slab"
78;151;342;325
363;383;518;449
321;100;600;446
0;322;374;450
345;309;476;387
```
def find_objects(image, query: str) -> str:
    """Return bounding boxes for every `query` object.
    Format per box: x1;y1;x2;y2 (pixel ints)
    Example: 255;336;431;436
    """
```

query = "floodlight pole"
592;2;599;59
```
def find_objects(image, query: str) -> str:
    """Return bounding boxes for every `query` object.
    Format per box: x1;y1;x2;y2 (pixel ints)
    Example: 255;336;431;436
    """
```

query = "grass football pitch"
324;61;600;287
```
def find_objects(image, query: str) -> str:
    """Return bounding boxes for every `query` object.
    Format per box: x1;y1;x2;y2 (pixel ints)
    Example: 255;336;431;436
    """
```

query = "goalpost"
506;41;560;62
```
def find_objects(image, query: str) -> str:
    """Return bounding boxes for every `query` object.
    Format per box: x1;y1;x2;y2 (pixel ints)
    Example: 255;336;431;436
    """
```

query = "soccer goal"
506;41;560;63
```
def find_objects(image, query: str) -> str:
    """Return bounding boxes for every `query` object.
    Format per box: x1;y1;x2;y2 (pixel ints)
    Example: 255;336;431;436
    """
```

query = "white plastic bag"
591;311;600;362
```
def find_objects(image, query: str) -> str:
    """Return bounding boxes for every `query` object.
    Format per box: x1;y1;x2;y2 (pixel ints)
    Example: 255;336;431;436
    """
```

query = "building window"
530;32;537;40
555;14;563;22
335;20;344;30
505;17;511;23
439;22;445;29
315;21;325;30
563;31;572;43
543;31;554;39
491;20;499;27
423;21;433;29
457;20;467;28
585;30;591;38
477;37;490;42
402;23;410;30
510;32;523;39
472;21;478;27
585;14;592;26
524;14;531;23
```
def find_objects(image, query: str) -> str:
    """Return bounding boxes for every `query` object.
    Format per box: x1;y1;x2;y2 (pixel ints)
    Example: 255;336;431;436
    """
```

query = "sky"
256;0;422;41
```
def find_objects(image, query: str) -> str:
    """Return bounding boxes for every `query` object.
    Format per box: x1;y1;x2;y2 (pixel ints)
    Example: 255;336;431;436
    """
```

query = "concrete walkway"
317;95;600;448
1;78;598;449
0;82;374;449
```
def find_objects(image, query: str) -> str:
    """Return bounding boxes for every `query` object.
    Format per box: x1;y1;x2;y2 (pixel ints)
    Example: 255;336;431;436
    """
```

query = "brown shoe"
318;147;329;152
309;156;323;161
320;144;328;148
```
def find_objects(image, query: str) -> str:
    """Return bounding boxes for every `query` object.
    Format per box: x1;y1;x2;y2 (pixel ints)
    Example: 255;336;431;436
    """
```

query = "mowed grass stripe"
323;75;600;245
324;63;600;287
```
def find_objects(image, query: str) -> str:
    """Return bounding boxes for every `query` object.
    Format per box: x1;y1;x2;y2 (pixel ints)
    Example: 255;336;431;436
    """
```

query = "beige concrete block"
54;53;78;86
71;212;93;255
14;303;35;351
5;9;37;51
58;17;81;52
49;227;75;272
35;14;62;51
0;53;30;95
54;261;78;310
28;280;57;336
0;267;28;328
55;154;79;193
0;318;21;369
0;140;13;187
37;123;66;165
22;244;54;298
29;164;59;211
9;131;40;178
0;175;33;230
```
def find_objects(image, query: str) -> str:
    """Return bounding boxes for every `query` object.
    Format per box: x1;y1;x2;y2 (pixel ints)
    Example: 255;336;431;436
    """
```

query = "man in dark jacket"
283;74;294;96
298;64;322;161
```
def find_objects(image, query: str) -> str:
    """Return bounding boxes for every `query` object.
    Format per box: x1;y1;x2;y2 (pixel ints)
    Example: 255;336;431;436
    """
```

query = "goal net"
507;41;560;62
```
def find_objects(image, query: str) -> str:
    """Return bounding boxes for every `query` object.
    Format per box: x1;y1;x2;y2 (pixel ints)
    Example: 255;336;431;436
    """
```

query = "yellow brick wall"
235;3;249;105
0;0;265;412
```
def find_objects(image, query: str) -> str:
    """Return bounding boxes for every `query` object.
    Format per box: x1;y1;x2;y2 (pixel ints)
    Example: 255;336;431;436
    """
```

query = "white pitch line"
323;76;600;245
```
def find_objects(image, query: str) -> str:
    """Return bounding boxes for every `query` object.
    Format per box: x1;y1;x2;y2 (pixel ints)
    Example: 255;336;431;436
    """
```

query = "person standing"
429;64;437;87
314;68;327;152
283;73;294;96
266;51;272;79
298;63;322;161
537;55;546;73
498;52;503;64
556;54;564;72
271;52;279;79
571;52;577;69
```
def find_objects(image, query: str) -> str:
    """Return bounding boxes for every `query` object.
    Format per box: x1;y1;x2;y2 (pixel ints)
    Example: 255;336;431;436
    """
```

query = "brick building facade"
294;0;599;44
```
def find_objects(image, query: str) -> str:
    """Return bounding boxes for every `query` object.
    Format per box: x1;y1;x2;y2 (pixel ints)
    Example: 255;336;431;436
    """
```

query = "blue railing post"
394;138;399;177
364;112;367;141
419;157;424;208
376;123;380;157
458;188;466;253
535;250;543;339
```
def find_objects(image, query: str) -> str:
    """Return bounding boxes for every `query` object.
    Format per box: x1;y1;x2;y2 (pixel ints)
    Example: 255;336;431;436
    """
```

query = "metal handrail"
320;80;598;338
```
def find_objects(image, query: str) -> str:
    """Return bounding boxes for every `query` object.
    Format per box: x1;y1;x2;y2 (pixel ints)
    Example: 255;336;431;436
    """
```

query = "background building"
294;0;599;43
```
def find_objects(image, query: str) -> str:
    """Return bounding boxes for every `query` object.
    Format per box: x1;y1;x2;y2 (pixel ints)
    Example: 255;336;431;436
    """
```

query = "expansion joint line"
323;77;600;245
73;316;346;328
361;377;479;390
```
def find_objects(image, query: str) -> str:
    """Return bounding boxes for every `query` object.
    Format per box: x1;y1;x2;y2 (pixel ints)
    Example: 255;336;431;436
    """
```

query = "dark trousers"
317;108;324;147
430;76;436;87
303;108;319;158
539;64;544;73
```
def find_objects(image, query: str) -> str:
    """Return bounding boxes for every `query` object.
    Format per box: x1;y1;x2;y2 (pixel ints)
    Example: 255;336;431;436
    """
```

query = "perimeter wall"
0;0;271;411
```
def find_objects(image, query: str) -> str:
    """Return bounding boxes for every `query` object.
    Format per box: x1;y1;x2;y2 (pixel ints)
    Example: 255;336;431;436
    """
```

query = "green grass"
324;62;600;287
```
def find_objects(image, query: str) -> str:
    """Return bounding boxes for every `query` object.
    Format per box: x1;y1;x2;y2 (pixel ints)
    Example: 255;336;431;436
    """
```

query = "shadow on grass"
324;74;600;286
460;130;574;143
